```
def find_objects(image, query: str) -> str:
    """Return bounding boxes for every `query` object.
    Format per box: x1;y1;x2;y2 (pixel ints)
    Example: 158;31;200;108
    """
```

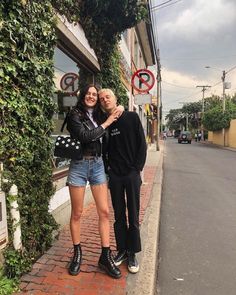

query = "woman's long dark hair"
75;84;105;124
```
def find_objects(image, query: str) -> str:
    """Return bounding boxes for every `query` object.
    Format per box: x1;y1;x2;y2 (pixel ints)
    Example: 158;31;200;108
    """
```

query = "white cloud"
160;0;236;41
152;0;236;112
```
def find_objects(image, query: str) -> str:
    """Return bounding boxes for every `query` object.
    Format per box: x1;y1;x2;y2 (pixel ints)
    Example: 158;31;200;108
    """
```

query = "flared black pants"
108;169;142;253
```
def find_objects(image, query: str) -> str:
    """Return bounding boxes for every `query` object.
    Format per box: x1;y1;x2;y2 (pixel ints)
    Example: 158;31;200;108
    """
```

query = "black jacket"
67;108;106;157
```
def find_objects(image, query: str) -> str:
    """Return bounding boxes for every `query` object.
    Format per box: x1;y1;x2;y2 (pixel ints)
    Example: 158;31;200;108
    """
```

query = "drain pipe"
9;184;22;251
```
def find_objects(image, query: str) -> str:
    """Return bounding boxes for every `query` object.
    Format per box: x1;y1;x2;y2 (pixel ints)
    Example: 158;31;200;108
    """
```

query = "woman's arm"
67;111;118;143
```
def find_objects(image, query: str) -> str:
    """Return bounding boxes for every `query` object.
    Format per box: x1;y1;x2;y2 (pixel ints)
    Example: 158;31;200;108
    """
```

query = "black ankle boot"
69;244;82;275
98;247;121;279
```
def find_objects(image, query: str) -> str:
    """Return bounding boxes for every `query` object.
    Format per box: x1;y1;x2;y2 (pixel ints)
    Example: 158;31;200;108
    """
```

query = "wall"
208;119;236;148
228;119;236;148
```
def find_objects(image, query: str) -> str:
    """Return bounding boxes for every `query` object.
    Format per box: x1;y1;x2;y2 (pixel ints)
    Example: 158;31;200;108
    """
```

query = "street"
156;138;236;295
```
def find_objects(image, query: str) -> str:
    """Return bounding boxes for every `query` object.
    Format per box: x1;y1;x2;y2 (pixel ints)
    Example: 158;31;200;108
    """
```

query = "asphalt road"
156;138;236;295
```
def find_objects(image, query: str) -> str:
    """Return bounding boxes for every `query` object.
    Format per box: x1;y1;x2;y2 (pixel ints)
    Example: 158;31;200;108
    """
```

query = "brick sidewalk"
17;166;157;295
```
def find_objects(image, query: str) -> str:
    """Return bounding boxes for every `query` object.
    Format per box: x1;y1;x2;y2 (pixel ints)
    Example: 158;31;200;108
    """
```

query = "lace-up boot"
69;244;82;275
98;247;122;279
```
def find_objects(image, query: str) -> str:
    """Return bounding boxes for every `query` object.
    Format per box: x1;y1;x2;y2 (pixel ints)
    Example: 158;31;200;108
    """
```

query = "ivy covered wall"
0;0;146;277
0;1;59;277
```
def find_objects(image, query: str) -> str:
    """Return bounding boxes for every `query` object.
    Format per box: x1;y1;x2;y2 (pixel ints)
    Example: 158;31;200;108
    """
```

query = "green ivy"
79;0;147;106
1;0;146;278
0;268;19;295
1;1;58;278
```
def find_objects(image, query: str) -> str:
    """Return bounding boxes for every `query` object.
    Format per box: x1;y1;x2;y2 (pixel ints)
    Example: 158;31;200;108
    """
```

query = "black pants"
108;169;142;253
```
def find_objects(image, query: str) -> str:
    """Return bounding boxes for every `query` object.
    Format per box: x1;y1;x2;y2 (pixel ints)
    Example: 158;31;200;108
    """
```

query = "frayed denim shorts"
67;156;107;187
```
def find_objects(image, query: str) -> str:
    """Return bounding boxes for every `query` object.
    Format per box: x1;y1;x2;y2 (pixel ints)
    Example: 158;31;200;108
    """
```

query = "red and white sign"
131;69;155;93
60;72;79;95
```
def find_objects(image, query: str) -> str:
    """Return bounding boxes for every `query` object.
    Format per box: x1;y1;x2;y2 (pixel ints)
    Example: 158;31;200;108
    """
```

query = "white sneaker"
127;252;139;273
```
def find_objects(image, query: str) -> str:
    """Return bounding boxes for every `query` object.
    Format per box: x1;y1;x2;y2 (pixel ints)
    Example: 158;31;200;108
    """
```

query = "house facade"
50;12;156;226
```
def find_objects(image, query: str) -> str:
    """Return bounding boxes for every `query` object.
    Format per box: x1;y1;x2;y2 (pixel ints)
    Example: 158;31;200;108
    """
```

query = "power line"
151;0;183;11
163;89;203;106
151;0;177;10
161;54;236;61
162;80;196;89
226;65;236;75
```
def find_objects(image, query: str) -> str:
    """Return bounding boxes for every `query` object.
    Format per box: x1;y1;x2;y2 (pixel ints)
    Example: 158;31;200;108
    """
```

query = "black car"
178;131;192;144
174;129;181;138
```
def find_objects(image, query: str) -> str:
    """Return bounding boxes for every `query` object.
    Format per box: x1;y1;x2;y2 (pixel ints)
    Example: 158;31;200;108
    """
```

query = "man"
98;88;147;274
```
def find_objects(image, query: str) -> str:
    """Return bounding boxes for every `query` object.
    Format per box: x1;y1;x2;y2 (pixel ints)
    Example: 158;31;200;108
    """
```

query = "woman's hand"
101;105;124;129
101;111;119;129
113;105;124;118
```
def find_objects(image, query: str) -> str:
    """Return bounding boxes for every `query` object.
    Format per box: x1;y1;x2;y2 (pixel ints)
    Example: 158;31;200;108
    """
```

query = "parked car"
178;131;192;144
174;129;181;138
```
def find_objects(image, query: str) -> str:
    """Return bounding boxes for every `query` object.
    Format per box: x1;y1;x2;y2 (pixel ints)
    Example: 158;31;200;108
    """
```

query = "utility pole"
222;70;226;146
222;70;226;111
196;85;211;140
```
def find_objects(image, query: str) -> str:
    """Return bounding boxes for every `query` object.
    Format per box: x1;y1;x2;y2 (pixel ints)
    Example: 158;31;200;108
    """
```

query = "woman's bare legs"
90;183;110;247
68;185;85;275
91;182;121;278
69;185;85;244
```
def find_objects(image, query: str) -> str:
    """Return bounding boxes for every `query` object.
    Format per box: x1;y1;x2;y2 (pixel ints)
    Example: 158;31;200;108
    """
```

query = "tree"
165;108;185;130
166;93;236;132
202;98;236;131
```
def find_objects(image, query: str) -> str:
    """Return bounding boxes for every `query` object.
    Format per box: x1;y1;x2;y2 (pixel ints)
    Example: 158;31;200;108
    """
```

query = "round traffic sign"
131;69;155;93
60;72;79;95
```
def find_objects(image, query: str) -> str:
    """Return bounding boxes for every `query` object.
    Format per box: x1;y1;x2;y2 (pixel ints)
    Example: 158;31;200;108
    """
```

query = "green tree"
202;98;236;131
166;94;236;132
165;108;184;130
182;101;202;129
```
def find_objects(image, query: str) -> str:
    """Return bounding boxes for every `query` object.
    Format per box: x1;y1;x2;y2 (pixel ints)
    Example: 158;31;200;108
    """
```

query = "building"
49;11;156;226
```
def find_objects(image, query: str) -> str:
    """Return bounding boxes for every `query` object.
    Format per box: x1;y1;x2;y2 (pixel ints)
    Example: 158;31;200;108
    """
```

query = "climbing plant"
0;0;147;278
1;1;58;277
79;0;147;106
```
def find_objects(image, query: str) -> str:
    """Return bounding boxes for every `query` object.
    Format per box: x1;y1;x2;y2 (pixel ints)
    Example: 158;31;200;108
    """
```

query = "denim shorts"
67;156;107;187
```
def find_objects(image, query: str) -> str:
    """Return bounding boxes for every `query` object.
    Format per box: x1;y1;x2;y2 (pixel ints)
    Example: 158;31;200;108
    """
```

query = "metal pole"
222;70;226;112
186;113;189;130
196;85;211;140
156;78;160;151
222;70;226;146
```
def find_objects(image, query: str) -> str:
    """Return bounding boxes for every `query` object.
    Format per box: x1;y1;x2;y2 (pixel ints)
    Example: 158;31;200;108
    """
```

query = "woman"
66;84;121;279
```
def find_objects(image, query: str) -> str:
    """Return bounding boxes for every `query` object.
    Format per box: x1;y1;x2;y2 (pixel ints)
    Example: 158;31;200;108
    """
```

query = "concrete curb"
200;140;236;152
126;144;164;295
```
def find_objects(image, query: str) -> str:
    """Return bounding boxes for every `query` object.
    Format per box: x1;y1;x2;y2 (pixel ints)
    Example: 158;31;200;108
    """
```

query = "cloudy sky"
150;0;236;114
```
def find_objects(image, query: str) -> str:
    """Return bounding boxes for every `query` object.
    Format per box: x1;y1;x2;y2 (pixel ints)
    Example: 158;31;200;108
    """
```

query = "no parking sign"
131;69;155;93
60;72;79;94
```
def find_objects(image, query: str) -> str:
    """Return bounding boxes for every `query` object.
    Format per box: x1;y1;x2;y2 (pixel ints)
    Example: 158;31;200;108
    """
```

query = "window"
52;47;95;173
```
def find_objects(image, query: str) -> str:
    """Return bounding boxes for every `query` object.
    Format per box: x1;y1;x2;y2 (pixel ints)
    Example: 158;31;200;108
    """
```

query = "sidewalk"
16;142;164;295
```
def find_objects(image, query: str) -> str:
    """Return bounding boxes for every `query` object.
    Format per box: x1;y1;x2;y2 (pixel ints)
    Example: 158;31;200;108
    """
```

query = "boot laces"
73;247;81;263
107;250;116;268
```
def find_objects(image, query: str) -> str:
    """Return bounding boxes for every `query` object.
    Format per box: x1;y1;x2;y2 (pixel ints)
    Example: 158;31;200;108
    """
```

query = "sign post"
131;69;157;180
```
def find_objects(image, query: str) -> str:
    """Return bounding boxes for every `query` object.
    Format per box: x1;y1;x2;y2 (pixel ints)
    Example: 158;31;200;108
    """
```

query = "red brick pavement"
16;166;157;295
